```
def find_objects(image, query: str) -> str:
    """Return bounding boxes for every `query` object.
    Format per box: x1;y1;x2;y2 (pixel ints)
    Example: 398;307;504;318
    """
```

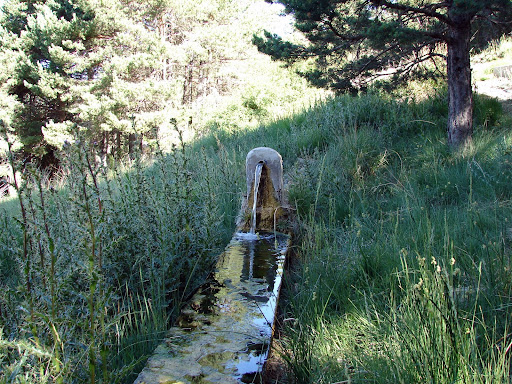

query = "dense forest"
2;0;512;383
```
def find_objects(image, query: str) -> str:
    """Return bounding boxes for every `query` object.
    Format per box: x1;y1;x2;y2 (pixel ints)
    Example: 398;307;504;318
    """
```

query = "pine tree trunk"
116;130;121;160
100;131;107;167
159;18;167;81
447;16;473;148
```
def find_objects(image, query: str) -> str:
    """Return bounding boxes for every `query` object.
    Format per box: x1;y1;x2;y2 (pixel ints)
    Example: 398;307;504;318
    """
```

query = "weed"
0;124;232;383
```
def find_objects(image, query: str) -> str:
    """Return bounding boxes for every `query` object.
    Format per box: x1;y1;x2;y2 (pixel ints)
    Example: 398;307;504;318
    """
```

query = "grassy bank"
273;92;512;383
186;84;512;382
0;52;323;381
0;131;242;383
1;82;511;383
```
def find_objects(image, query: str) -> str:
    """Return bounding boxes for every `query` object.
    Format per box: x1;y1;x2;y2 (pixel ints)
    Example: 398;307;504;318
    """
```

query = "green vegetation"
1;0;512;382
2;73;512;383
0;0;305;164
254;1;512;148
0;1;325;382
269;91;512;382
191;86;512;382
0;128;244;382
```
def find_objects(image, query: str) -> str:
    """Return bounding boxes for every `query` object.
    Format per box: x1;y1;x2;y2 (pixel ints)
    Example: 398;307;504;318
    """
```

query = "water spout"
238;147;287;234
249;162;264;235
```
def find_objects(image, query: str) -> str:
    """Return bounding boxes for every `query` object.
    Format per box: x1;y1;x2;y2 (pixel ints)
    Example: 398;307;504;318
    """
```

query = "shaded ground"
262;65;512;384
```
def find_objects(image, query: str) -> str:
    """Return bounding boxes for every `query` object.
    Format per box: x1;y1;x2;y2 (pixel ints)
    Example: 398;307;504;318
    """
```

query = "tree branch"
371;0;452;26
324;18;364;42
357;43;401;75
355;40;444;80
421;30;449;42
356;51;444;88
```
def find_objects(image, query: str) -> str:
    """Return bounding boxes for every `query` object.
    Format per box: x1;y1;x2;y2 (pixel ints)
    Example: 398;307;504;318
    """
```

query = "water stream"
249;162;264;235
134;232;289;384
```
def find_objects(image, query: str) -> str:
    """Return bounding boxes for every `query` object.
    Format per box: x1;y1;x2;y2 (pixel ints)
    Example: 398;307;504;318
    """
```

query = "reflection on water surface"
134;232;289;384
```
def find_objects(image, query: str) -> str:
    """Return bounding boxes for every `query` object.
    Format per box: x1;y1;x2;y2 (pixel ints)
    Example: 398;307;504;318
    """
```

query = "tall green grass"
180;85;512;382
0;54;322;382
267;90;512;383
1;79;511;383
0;126;241;383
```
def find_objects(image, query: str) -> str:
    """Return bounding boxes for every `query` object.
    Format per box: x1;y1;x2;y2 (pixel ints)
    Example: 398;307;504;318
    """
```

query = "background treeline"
0;0;308;170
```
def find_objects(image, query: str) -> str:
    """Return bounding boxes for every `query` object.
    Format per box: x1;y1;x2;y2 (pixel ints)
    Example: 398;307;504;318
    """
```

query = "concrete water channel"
134;148;291;384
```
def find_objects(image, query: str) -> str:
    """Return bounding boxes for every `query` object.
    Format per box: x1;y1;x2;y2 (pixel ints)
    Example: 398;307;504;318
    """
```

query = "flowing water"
134;232;289;384
249;162;264;235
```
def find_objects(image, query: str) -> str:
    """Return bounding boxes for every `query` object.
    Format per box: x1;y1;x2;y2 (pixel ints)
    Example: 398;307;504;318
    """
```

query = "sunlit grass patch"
275;87;512;382
0;131;237;383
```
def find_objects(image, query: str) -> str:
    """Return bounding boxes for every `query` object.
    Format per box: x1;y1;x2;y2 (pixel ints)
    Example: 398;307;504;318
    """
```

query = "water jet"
237;147;288;234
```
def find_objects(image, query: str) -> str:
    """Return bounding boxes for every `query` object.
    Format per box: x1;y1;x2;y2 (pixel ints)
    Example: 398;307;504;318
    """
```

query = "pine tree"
254;0;512;148
0;0;164;165
129;0;256;107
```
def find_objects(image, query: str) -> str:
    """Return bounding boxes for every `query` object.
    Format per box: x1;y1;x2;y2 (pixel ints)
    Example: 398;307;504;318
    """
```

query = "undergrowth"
181;84;512;382
276;89;512;383
0;125;240;383
1;78;511;383
187;84;512;382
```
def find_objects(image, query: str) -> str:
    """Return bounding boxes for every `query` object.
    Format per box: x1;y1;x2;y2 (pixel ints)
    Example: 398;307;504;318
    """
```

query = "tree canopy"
0;0;281;166
0;0;166;166
254;0;512;147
